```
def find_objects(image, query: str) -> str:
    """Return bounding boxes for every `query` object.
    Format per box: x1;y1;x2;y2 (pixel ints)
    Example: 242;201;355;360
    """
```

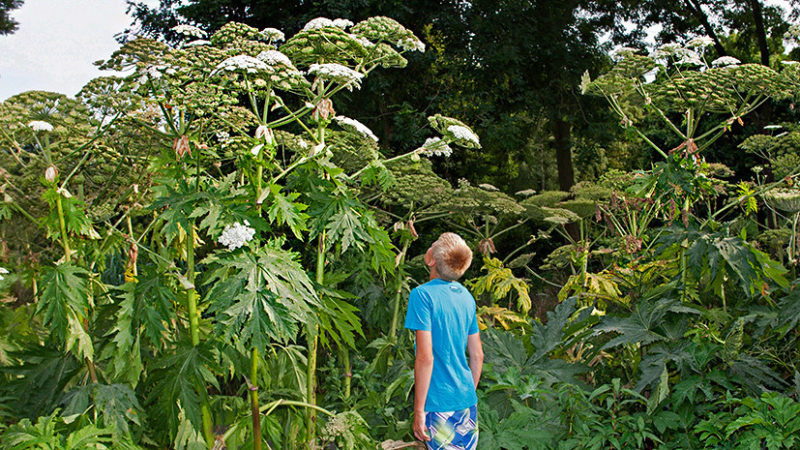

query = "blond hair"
431;232;473;281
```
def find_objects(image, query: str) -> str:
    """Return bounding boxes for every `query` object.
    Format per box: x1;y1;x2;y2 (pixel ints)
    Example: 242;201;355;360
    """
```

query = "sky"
0;0;138;101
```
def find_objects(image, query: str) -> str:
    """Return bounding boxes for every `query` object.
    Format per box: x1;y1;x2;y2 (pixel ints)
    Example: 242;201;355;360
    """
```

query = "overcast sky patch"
0;0;135;101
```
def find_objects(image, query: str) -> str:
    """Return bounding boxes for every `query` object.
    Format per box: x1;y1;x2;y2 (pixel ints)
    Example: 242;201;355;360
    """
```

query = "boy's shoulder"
414;279;473;298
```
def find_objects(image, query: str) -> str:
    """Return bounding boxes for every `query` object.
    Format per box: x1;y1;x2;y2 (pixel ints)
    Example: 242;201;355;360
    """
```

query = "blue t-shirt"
404;278;479;412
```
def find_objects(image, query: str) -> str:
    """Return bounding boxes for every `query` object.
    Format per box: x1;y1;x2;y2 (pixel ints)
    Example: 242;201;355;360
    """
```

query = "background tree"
0;0;23;35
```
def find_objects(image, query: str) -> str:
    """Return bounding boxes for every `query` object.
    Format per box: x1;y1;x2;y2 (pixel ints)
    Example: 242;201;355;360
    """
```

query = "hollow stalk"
389;241;410;340
305;231;325;443
186;223;214;446
250;346;262;450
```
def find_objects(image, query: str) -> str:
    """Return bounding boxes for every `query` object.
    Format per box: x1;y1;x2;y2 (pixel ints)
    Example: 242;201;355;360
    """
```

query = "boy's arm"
467;332;484;388
413;330;434;442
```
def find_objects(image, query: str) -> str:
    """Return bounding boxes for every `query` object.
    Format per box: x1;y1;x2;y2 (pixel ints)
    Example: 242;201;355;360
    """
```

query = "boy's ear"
424;247;435;267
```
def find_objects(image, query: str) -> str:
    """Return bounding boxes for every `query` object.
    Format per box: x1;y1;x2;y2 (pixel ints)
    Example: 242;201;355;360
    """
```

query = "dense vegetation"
2;6;800;450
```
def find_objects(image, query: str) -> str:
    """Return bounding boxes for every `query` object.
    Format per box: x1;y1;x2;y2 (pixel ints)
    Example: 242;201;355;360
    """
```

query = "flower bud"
255;125;275;145
44;165;58;183
173;135;191;159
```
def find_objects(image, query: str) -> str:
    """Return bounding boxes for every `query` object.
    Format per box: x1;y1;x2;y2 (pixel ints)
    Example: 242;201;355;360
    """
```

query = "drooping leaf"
204;240;319;350
36;263;90;347
148;340;219;437
0;347;82;418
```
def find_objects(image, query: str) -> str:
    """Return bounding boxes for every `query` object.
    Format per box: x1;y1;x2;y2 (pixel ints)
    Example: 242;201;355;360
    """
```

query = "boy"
404;232;484;450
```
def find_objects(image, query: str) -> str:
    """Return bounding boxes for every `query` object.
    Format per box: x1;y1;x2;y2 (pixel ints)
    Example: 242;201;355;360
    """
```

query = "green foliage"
4;3;800;448
0;412;127;450
468;257;531;314
204;240;319;348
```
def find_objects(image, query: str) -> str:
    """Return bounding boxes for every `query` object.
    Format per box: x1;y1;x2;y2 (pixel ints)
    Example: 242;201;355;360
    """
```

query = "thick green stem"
306;231;325;444
186;223;214;447
250;346;262;450
55;194;71;262
389;242;410;340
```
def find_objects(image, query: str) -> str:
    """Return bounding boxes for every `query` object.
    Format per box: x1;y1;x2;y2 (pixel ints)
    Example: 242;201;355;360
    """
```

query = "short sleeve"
468;305;479;335
404;288;432;331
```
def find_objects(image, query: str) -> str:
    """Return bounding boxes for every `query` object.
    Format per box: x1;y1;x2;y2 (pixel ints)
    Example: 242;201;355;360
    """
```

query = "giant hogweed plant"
581;40;800;221
0;17;483;449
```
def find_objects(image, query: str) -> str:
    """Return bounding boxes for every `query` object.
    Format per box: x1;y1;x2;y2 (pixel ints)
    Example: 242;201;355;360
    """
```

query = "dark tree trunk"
748;0;770;66
683;0;727;56
553;118;574;191
553;118;579;240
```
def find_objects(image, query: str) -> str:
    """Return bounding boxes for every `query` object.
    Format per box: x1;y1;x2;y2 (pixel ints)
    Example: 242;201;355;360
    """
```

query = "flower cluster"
216;131;231;143
216;55;270;74
651;43;680;58
333;19;354;29
686;36;714;49
612;47;639;59
218;221;256;250
333;116;378;141
675;48;703;66
711;56;741;68
308;63;364;88
351;34;374;48
397;37;425;52
0;267;8;281
171;24;207;39
256;50;294;68
261;27;285;42
303;17;353;31
417;137;452;157
185;40;210;47
28;120;54;132
786;24;800;43
139;64;177;83
447;125;480;146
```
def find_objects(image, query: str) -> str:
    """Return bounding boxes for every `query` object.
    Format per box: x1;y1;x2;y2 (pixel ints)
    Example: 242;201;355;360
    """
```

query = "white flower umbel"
303;17;335;30
350;34;375;48
334;116;378;142
0;266;8;281
785;24;800;42
218;221;256;250
257;50;294;68
397;37;425;52
147;66;164;79
653;43;682;57
332;18;354;29
308;63;364;88
781;60;799;65
28;120;54;132
171;24;207;39
261;27;285;42
687;36;714;49
712;56;741;68
675;48;703;66
185;39;211;47
418;137;452;157
447;125;480;146
613;47;639;59
216;131;231;143
216;55;270;74
764;125;783;130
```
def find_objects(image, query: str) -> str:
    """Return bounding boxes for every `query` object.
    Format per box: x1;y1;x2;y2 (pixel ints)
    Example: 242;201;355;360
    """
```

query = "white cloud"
0;0;135;101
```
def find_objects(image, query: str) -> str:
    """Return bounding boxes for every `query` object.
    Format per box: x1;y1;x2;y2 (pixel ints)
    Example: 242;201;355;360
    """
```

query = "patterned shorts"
424;405;478;450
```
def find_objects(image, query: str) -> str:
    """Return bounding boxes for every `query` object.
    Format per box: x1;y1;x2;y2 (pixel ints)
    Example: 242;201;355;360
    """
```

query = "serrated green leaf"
36;263;90;347
266;183;309;239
